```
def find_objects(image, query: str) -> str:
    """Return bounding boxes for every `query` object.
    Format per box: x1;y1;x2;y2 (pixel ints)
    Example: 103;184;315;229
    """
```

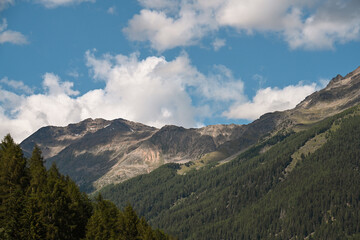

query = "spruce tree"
85;194;123;240
24;145;48;239
122;204;139;240
0;134;28;239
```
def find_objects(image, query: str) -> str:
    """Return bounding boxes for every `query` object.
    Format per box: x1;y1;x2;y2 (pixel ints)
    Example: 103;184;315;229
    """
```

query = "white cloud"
196;64;245;102
123;6;218;51
0;18;28;45
0;88;24;112
0;73;86;142
223;82;321;120
0;51;245;142
0;50;325;142
67;69;80;78
0;77;34;94
212;38;225;51
84;51;199;127
138;0;179;9
125;0;360;51
107;6;116;15
284;2;360;50
0;0;14;11
34;0;95;8
42;73;79;96
216;0;291;31
0;17;6;31
137;0;180;13
0;30;28;44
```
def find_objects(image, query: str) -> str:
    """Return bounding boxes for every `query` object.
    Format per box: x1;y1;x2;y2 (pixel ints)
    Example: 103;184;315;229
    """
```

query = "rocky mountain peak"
20;66;360;192
285;66;360;129
344;65;360;78
67;118;111;135
326;74;344;88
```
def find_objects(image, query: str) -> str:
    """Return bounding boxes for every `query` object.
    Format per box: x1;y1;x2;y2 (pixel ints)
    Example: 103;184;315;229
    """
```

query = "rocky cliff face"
20;66;360;192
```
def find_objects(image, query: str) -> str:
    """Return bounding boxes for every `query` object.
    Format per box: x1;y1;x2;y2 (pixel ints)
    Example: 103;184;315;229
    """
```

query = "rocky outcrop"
288;66;360;126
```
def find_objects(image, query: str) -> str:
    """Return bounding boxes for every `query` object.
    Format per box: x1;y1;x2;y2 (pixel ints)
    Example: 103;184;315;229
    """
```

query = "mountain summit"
290;65;360;124
20;66;360;192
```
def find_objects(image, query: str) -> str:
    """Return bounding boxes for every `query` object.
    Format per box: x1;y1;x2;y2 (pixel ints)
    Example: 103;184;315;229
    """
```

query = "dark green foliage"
85;195;172;240
0;134;28;239
0;134;170;240
101;106;360;239
24;145;48;239
85;195;124;239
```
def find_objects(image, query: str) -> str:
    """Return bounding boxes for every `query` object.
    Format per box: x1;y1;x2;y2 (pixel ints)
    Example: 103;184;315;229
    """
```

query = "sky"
0;0;359;142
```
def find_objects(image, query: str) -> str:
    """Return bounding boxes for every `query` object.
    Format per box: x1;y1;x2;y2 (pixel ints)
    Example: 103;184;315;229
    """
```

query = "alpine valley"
19;66;360;239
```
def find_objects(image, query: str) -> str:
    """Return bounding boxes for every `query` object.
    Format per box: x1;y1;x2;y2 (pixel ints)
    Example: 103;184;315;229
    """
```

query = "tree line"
101;106;360;239
0;134;172;240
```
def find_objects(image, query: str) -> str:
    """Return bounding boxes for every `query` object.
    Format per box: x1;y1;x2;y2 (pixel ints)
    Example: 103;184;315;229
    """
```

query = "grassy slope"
101;105;360;239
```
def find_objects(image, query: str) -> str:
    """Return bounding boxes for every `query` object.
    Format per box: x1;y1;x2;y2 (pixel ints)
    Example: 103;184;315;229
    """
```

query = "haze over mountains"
20;66;360;193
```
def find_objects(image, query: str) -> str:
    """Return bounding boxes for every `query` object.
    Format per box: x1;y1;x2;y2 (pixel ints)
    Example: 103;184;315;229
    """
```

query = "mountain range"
98;66;360;239
20;66;360;193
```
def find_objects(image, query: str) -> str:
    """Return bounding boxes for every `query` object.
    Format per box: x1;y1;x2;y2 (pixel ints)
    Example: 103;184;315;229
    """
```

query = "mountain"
286;66;360;127
20;117;248;192
100;102;360;239
20;66;360;192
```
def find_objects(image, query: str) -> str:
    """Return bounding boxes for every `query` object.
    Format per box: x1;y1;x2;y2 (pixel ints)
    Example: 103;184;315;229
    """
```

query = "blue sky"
0;0;359;142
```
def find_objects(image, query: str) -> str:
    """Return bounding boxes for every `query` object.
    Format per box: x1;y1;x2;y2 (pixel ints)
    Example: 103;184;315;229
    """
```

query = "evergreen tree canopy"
0;134;28;239
100;106;360;239
0;134;170;240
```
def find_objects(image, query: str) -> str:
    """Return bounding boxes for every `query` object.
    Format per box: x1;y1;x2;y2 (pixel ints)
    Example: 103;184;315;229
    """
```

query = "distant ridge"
20;66;360;192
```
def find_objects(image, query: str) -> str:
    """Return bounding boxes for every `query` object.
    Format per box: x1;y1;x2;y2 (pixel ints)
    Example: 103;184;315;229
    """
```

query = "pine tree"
122;204;139;240
63;176;92;239
28;145;47;191
85;194;123;240
24;147;91;239
0;134;170;239
0;134;28;239
24;145;48;239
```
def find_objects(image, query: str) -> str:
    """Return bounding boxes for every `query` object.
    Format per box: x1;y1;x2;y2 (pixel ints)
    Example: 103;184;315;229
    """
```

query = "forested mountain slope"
0;135;172;240
20;66;360;193
101;105;360;239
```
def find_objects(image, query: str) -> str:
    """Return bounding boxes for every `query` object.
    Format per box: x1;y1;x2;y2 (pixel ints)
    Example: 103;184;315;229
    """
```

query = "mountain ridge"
99;103;360;239
20;66;360;192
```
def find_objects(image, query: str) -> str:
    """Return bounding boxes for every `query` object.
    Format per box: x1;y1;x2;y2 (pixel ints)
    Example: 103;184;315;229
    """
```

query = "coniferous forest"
100;106;360;239
3;107;360;239
0;134;172;240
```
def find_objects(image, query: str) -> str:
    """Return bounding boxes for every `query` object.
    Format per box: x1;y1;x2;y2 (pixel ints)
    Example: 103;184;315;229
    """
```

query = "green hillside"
0;135;172;240
100;105;360;239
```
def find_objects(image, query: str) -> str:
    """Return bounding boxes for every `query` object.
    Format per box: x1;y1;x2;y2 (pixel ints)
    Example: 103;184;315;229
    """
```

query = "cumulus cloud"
284;1;360;49
0;77;34;94
124;0;360;51
0;50;324;142
0;18;28;45
0;51;246;142
84;51;199;127
123;5;218;51
223;82;322;120
0;73;88;142
42;73;79;96
34;0;95;8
